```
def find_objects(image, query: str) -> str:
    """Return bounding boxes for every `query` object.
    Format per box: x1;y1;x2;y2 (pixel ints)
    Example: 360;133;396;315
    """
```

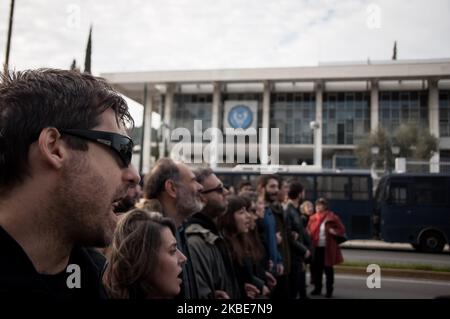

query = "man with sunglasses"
185;168;242;299
0;69;140;298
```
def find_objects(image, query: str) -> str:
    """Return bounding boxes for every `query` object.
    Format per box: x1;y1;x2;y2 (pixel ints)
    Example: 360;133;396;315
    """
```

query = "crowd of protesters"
0;68;346;300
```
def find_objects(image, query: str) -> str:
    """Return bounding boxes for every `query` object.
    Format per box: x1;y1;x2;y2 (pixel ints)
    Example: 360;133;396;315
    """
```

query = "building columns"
141;83;154;174
429;79;440;172
260;81;271;166
162;83;175;158
314;81;323;168
370;80;379;133
210;82;222;168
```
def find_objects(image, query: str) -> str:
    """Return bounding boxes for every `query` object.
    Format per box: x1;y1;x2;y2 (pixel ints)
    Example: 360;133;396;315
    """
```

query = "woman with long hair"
103;209;186;299
218;195;269;299
241;193;277;293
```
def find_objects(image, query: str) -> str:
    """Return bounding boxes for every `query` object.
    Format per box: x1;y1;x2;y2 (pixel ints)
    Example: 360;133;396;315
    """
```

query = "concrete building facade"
102;59;450;173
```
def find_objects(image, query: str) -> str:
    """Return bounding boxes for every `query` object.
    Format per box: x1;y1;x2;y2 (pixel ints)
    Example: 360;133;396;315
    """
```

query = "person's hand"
329;228;337;235
268;260;274;272
265;271;277;290
276;263;284;276
214;290;230;299
304;249;311;259
244;283;260;299
261;285;270;297
291;231;299;241
276;232;283;244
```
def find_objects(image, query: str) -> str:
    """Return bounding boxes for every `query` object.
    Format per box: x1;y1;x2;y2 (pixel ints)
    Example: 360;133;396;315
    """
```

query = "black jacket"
176;224;200;299
0;226;107;299
185;213;241;299
285;203;312;264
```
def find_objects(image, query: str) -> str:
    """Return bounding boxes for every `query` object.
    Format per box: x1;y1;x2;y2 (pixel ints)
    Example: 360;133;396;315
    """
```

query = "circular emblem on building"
228;104;253;129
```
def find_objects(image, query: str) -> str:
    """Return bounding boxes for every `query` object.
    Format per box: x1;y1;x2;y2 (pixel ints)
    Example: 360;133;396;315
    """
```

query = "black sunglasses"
58;129;134;167
201;184;227;194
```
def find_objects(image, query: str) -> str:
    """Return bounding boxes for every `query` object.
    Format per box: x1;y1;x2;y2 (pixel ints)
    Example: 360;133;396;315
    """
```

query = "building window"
379;91;428;134
439;90;450;137
323;92;370;145
172;94;212;141
270;92;316;144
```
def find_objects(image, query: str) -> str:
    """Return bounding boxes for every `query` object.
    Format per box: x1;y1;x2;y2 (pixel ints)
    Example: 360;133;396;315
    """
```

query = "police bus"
214;166;450;253
213;165;375;241
373;173;450;253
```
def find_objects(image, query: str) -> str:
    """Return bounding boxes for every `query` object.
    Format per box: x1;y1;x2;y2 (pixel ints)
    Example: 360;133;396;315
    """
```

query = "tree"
392;41;397;60
355;126;393;170
70;59;79;71
84;25;92;74
395;122;438;160
4;0;15;73
356;123;438;172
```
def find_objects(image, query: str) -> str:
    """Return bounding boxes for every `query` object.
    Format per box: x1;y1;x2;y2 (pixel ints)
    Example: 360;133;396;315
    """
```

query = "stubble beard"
51;157;117;248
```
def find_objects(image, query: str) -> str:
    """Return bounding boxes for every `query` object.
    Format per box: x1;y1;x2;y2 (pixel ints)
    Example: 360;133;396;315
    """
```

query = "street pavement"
305;241;450;299
341;248;450;268
341;240;450;252
307;274;450;299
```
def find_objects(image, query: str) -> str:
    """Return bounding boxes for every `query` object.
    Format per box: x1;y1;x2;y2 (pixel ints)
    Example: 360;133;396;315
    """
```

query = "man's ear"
164;179;177;199
37;127;66;169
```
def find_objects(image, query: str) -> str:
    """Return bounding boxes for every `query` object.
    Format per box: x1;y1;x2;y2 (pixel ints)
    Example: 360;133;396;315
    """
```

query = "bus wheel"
419;231;446;253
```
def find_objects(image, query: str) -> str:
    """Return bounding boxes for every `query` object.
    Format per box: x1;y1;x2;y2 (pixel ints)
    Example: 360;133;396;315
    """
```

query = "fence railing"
395;158;450;174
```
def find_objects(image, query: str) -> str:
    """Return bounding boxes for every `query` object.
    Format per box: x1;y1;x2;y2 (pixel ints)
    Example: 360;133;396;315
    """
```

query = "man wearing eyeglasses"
0;69;140;299
185;168;242;299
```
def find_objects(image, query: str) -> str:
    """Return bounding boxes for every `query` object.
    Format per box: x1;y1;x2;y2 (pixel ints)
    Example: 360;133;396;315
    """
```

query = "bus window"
317;176;350;200
285;176;314;200
413;178;448;205
352;176;370;200
387;182;408;205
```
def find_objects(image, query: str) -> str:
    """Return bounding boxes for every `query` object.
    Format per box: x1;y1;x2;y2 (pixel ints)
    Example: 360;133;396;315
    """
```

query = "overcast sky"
1;0;449;125
1;0;450;74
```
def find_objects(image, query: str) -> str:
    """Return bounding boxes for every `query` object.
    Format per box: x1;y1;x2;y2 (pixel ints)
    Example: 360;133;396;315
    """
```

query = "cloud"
0;0;449;74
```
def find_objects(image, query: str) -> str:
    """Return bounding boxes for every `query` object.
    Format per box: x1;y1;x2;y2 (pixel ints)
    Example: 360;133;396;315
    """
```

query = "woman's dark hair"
218;195;247;235
240;190;259;206
315;197;329;210
234;192;264;263
103;209;176;299
218;195;254;266
288;182;304;200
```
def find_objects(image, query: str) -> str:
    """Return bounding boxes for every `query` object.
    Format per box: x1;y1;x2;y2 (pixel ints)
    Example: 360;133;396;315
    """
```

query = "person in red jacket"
307;197;346;298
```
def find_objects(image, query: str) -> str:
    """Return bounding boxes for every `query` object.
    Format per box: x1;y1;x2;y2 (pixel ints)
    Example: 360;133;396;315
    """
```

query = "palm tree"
4;0;15;73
